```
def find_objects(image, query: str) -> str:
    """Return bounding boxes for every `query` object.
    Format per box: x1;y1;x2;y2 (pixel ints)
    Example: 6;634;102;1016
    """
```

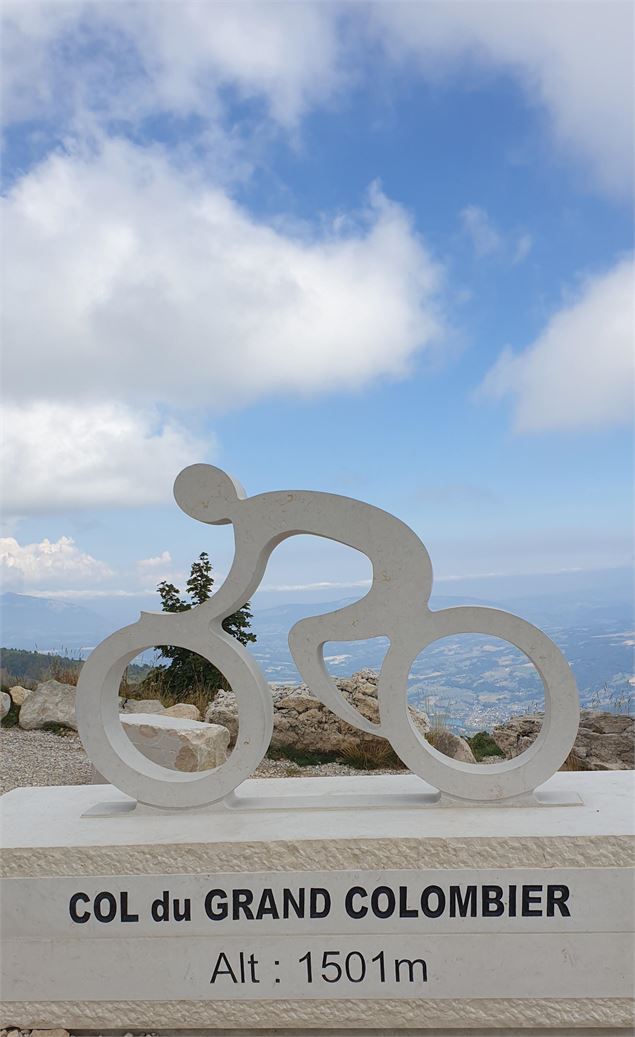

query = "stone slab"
1;771;633;1031
91;712;230;781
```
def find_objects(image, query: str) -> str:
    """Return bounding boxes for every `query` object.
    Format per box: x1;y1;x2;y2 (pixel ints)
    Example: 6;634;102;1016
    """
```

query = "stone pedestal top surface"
2;771;633;859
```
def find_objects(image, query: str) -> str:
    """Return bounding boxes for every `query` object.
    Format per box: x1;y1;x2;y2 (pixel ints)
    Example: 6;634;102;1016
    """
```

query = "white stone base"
1;771;633;1031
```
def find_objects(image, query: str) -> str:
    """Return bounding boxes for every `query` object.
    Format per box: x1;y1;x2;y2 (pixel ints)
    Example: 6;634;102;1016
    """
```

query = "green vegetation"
0;698;19;728
1;647;80;688
267;741;405;771
41;721;76;737
267;746;343;768
0;647;152;692
467;730;504;761
140;552;256;704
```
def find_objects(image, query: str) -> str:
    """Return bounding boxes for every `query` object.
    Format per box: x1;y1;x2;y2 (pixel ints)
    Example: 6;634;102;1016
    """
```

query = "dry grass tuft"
340;739;405;771
124;668;219;717
46;656;81;686
559;751;587;771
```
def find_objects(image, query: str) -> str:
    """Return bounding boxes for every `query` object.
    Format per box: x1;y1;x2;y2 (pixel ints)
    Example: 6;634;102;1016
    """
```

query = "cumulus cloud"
135;550;183;589
137;551;172;571
3;141;442;410
1;401;209;513
1;1;346;128
372;1;633;196
0;535;113;589
3;2;630;195
479;258;634;431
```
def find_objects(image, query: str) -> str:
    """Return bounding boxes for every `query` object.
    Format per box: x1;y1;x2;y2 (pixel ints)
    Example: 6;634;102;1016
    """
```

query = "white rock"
120;698;165;715
492;711;634;771
18;680;77;730
9;685;32;707
431;729;477;764
163;702;201;721
1;691;11;720
93;713;230;779
206;670;430;759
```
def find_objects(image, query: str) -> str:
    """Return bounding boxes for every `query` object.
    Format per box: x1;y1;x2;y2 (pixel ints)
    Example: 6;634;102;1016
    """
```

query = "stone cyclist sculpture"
76;465;579;809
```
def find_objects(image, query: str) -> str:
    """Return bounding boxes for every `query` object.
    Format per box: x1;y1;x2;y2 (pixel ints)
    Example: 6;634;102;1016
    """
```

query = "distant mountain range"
0;592;112;654
2;568;633;733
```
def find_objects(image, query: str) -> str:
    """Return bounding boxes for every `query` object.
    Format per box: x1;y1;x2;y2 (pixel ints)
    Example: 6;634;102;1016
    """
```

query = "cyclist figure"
173;464;434;733
77;463;578;809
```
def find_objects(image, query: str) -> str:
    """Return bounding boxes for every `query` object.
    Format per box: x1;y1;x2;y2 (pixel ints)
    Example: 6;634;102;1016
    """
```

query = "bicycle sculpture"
77;465;579;810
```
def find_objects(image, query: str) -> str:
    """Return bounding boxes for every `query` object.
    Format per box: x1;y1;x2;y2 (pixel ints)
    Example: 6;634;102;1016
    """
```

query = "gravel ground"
0;727;399;795
0;727;94;794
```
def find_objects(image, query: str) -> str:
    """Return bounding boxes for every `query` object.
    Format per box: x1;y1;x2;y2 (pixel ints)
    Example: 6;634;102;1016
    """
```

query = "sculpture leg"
289;605;385;735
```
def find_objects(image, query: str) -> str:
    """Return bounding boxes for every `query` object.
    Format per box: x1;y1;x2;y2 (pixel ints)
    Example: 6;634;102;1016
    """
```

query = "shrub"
141;552;256;704
467;731;504;761
1;697;19;728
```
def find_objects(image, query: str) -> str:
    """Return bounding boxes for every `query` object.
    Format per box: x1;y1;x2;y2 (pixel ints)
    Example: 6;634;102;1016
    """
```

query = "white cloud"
460;205;532;264
24;587;156;599
1;401;209;513
0;535;113;589
260;579;372;593
2;3;631;194
460;205;502;257
135;551;184;589
1;1;346;128
2;141;443;410
137;551;172;571
372;1;634;196
479;258;634;431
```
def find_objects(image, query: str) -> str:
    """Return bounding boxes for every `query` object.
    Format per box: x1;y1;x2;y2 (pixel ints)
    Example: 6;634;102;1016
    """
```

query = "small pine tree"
145;552;256;702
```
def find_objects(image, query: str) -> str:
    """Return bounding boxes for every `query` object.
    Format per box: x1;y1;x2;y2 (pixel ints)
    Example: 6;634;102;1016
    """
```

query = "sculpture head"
173;464;245;525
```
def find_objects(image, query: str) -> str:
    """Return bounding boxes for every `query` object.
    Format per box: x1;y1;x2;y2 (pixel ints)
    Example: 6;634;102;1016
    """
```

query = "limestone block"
120;712;230;772
432;729;476;764
492;714;542;758
163;702;202;721
9;685;32;707
493;710;635;771
206;669;430;757
0;691;11;719
18;679;77;730
120;698;165;715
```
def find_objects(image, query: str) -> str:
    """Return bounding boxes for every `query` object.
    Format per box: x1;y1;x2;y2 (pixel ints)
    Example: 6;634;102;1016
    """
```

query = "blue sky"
1;1;633;615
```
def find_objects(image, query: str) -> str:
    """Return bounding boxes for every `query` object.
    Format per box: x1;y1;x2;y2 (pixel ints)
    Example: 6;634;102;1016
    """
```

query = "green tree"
145;552;256;702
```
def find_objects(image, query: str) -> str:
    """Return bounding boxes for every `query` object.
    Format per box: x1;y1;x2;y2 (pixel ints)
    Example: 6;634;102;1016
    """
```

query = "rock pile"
206;669;430;759
16;681;166;732
6;672;634;774
8;680;224;777
492;710;634;771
